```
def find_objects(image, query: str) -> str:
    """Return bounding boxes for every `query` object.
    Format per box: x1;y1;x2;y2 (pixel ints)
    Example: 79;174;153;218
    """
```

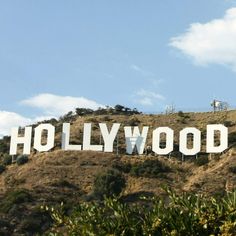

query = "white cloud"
0;112;56;137
134;89;165;106
21;93;105;116
170;8;236;70
0;94;104;137
0;111;32;137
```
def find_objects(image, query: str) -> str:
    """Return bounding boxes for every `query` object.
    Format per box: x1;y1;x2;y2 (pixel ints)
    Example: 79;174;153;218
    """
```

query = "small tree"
75;108;94;116
114;104;125;112
178;111;184;117
93;169;126;198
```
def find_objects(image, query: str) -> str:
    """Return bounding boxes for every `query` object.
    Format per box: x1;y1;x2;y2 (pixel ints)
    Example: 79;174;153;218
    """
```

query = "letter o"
152;127;174;155
179;128;201;155
34;124;55;152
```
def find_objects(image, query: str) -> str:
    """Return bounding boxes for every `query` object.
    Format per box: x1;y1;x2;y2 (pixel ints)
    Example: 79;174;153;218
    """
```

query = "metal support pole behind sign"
116;134;119;157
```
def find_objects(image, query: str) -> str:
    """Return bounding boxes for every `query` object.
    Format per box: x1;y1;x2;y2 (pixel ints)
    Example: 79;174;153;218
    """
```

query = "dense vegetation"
0;189;32;213
129;159;172;178
93;169;126;198
60;104;141;122
47;189;236;236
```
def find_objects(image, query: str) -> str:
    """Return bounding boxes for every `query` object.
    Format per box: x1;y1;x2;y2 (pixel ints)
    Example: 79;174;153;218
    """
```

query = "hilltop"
1;109;236;234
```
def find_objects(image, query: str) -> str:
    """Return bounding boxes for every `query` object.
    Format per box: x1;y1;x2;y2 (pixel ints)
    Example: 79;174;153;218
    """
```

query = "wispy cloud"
131;64;144;72
170;8;236;71
149;78;164;86
21;93;105;117
134;89;165;106
130;64;154;76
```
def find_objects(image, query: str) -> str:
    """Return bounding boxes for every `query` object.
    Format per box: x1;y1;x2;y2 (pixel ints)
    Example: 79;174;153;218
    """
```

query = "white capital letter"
206;124;228;153
10;127;32;155
34;124;55;152
99;123;120;152
124;126;149;155
179;128;201;155
83;123;103;151
152;127;174;155
62;123;82;151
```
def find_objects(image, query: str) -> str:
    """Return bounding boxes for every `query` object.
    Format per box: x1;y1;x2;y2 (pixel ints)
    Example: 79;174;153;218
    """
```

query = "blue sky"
1;0;236;135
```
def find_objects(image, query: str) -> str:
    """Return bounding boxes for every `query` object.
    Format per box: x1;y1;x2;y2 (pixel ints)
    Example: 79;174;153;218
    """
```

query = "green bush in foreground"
46;189;236;236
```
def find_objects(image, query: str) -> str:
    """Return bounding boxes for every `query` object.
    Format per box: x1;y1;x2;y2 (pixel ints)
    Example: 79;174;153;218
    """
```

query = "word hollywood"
9;123;228;156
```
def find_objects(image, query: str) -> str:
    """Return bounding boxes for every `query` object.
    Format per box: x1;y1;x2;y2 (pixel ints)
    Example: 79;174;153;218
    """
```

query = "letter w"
124;126;149;155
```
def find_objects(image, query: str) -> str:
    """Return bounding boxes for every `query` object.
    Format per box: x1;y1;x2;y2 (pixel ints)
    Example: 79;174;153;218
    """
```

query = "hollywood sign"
9;123;228;156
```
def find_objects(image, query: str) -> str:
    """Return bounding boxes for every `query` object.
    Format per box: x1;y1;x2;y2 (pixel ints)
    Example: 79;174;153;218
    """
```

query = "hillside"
1;109;236;234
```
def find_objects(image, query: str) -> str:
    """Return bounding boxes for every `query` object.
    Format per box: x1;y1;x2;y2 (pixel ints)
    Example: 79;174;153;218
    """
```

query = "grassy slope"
1;110;236;196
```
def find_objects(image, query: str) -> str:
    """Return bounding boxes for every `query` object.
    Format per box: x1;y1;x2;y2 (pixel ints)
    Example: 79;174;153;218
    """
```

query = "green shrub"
178;111;190;118
0;164;5;174
228;132;236;144
19;207;52;234
0;139;9;153
229;166;236;174
224;120;235;127
75;108;94;116
51;179;78;189
195;155;209;166
3;154;12;165
177;111;190;124
20;218;43;234
16;155;28;165
111;162;132;173
178;110;184;117
93;169;126;198
0;189;32;213
59;111;76;122
130;159;171;178
46;189;236;236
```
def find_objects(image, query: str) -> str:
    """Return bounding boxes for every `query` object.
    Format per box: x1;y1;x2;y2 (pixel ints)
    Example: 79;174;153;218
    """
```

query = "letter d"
206;124;228;153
